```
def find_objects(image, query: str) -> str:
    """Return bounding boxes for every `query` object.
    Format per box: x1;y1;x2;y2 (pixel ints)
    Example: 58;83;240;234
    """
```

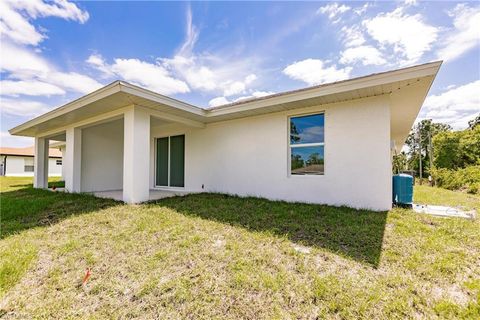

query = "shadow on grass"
0;185;119;239
10;180;65;189
154;193;388;267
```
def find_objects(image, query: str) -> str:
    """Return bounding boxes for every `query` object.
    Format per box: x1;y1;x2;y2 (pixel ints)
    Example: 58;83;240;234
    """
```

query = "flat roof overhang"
9;61;442;150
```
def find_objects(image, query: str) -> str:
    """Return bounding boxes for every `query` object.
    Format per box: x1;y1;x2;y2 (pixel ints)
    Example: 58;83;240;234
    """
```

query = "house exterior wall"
1;155;61;177
81;119;124;192
151;95;392;211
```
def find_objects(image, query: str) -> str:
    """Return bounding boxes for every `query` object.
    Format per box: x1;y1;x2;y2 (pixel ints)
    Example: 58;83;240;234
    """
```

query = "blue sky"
1;0;479;147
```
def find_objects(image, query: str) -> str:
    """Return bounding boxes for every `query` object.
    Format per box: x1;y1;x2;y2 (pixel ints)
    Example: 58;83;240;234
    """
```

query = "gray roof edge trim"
9;81;123;135
205;61;442;116
9;61;442;136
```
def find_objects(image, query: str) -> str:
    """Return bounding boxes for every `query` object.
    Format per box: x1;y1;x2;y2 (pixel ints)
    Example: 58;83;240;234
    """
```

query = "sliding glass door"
156;137;169;186
155;135;185;187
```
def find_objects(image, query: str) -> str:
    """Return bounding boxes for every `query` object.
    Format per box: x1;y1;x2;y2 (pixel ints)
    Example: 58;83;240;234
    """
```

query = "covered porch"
26;82;206;204
35;105;201;203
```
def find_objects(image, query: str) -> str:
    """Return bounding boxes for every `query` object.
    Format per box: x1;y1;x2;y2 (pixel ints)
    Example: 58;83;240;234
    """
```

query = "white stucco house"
9;61;441;210
0;146;62;177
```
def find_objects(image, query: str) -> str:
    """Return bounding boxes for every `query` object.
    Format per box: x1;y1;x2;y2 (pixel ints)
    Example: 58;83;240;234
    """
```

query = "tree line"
393;114;480;193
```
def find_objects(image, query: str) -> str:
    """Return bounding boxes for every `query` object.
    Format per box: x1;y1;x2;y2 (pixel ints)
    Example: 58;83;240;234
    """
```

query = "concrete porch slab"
92;189;190;202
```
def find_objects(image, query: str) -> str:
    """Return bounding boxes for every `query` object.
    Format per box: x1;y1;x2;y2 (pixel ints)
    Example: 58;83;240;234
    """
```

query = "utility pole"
428;130;433;186
417;129;422;185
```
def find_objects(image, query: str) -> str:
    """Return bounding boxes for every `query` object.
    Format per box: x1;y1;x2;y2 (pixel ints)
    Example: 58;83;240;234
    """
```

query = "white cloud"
0;0;88;46
86;54;190;95
420;80;480;129
87;6;258;98
162;55;217;92
112;58;190;95
223;81;248;97
2;42;103;95
178;4;199;56
317;3;351;23
86;53;114;77
208;96;230;107
13;0;89;22
234;90;274;102
0;0;103;148
340;45;386;66
0;1;43;46
437;4;480;62
354;3;370;16
48;71;104;95
0;80;65;96
298;126;324;142
158;6;259;97
0;3;101;98
0;97;51;117
208;90;274;107
283;59;352;85
341;26;366;48
404;0;418;6
223;74;257;96
161;55;258;97
0;41;51;77
364;8;438;64
0;131;33;148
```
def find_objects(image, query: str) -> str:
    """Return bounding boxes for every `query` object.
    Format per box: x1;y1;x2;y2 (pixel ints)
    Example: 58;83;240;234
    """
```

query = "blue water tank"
392;174;413;206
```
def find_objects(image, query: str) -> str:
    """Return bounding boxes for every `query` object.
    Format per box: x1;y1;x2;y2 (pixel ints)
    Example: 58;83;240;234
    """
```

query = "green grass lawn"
0;177;479;319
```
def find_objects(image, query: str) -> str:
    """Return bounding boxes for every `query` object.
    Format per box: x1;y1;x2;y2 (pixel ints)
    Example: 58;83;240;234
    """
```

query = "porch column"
123;107;150;203
65;127;82;192
60;146;66;180
34;137;49;188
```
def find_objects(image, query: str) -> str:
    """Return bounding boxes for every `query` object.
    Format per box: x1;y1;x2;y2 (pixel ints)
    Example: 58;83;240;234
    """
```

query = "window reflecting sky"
290;114;324;144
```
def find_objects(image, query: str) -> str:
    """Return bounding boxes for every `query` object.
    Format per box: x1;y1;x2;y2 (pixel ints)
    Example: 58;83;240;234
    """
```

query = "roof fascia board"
9;61;441;137
206;62;441;117
9;81;122;135
36;105;132;139
137;105;205;128
119;82;206;116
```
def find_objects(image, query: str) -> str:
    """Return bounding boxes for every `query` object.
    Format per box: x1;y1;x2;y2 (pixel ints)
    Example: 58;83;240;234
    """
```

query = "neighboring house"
0;146;62;177
49;141;67;179
9;61;441;210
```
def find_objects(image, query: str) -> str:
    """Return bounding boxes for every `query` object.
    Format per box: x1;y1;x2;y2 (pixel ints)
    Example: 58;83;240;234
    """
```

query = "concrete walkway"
413;204;476;219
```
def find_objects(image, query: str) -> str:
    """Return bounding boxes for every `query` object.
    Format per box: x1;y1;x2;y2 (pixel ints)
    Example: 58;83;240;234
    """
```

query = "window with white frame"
289;113;325;175
24;158;34;172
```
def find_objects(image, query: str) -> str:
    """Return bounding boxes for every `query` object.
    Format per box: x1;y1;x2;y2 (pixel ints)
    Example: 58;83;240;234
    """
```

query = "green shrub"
433;166;480;194
468;182;480;195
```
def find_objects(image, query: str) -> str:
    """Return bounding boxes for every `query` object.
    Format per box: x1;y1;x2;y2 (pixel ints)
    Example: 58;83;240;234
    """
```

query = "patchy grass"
0;176;118;238
0;241;36;298
0;177;479;319
415;184;480;211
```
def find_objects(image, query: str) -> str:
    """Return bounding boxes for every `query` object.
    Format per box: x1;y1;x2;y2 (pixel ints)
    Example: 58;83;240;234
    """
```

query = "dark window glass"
169;135;185;187
291;146;324;175
290;114;324;145
156;137;169;186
